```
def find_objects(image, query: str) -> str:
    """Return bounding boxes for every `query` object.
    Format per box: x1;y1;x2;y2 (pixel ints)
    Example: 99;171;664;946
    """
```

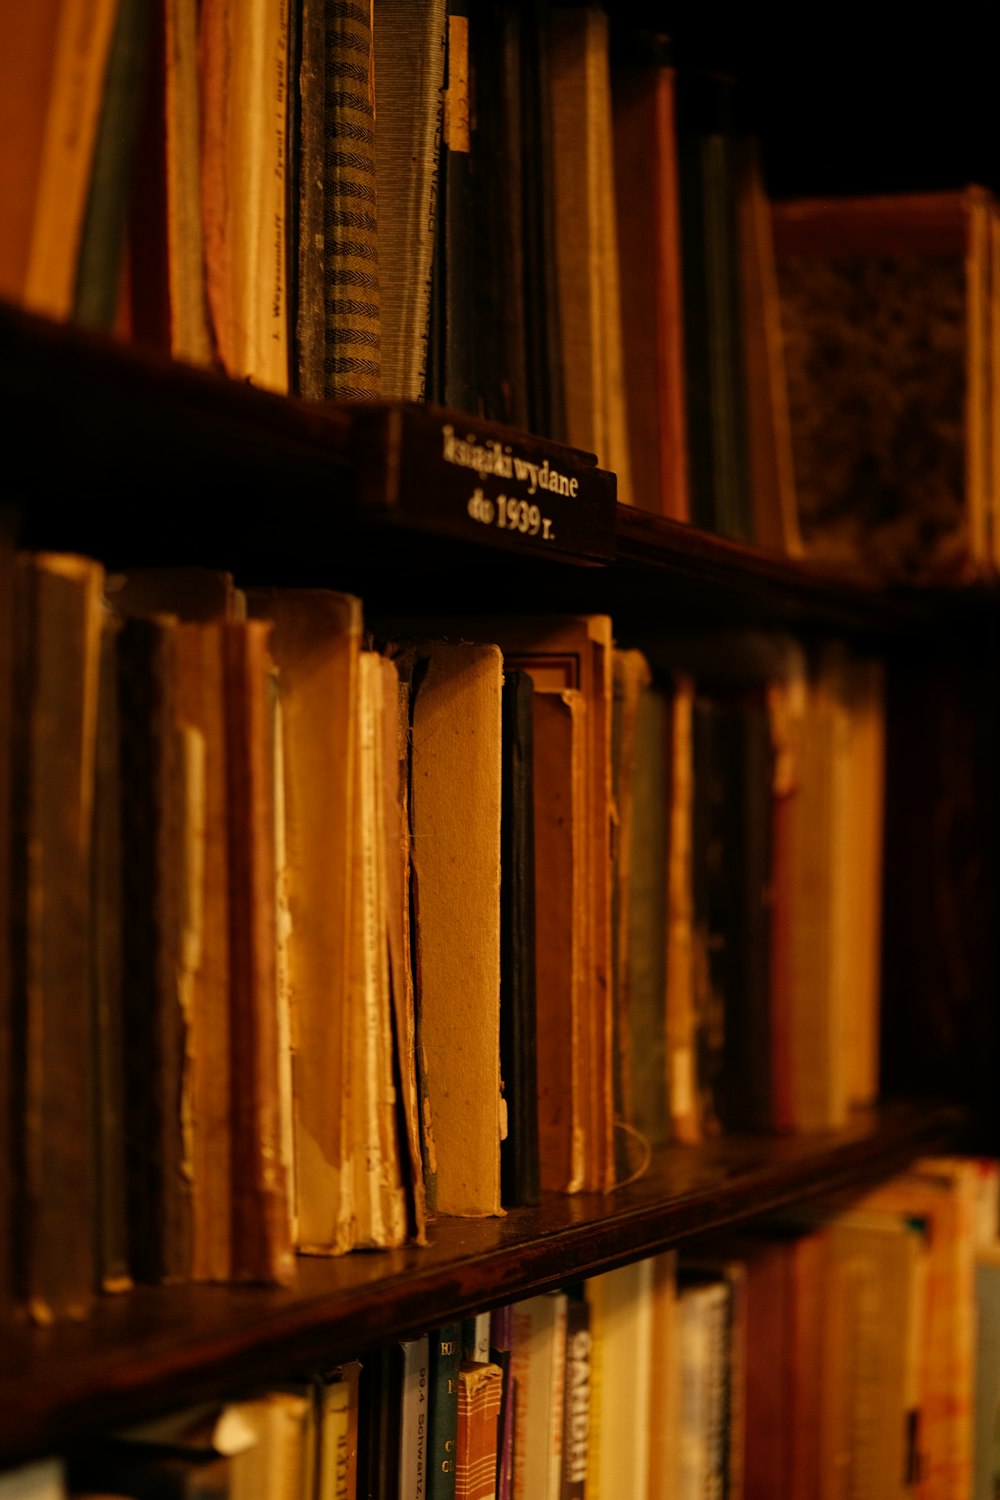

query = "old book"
511;1292;569;1500
296;0;381;399
428;1324;463;1500
500;671;540;1207
222;621;294;1284
128;0;215;366
114;613;194;1285
849;1159;983;1498
11;551;105;1323
348;652;408;1249
559;1291;591;1500
647;1251;680;1500
426;2;474;411
199;0;289;391
610;29;689;518
736;139;802;557
772;187;993;580
0;515;17;1321
373;0;447;402
490;615;615;1193
664;672;697;1144
226;1388;314;1500
397;1337;431;1500
382;657;429;1243
612;652;673;1159
674;1273;733;1500
246;590;360;1255
315;1363;361;1500
89;612;131;1293
585;1260;654;1500
172;619;233;1282
73;0;151;330
676;66;752;542
489;1305;516;1500
548;6;633;500
393;639;504;1218
456;1362;503;1500
529;688;586;1193
14;0;119;319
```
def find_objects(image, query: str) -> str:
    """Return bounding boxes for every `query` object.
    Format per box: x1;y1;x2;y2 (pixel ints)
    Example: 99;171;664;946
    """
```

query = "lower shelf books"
17;1154;993;1500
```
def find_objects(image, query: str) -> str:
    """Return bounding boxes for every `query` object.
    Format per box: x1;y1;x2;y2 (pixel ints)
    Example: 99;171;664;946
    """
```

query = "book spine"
428;1322;462;1500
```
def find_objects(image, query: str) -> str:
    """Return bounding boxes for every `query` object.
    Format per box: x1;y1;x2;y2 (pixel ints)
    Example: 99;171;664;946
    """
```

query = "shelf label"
352;405;617;562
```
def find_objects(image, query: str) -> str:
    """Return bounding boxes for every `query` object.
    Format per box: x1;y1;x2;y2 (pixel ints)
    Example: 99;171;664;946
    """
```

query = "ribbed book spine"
323;0;381;398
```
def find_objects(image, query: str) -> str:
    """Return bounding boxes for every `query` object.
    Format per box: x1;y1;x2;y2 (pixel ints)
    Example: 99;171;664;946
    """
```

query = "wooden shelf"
5;299;998;641
0;1100;963;1470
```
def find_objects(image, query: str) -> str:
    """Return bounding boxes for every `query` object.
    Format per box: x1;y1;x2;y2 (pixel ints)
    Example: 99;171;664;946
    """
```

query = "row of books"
0;536;888;1320
7;1155;999;1500
2;3;993;576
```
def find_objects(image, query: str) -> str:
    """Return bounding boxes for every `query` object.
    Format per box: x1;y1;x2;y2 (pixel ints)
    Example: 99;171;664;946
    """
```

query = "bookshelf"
2;3;999;1492
0;1103;967;1471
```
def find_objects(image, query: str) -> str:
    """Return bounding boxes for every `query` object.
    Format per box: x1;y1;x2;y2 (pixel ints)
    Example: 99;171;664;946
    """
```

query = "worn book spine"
372;0;446;402
12;553;104;1323
0;515;16;1320
455;1361;503;1500
222;621;294;1285
500;671;540;1208
116;614;193;1285
560;1293;591;1500
299;0;381;399
89;614;131;1293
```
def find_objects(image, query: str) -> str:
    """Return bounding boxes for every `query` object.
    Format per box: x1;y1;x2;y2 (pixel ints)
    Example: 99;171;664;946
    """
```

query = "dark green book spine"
427;1322;462;1500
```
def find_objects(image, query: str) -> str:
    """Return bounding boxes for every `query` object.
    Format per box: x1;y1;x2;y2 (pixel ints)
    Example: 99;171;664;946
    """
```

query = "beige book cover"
246;589;361;1256
403;639;504;1218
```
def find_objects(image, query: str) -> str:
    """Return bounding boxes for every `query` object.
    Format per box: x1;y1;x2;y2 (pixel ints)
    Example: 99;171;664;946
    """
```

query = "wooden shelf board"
0;1100;963;1468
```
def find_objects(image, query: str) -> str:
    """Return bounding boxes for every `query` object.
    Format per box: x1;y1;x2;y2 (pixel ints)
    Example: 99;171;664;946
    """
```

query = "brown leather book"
12;551;105;1323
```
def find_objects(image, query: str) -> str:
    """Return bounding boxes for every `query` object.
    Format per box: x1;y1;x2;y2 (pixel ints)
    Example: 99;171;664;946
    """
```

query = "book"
488;614;615;1193
676;65;752;542
610;28;689;519
772;186;994;580
455;1362;503;1500
499;671;541;1208
199;0;290;392
11;552;105;1323
398;1337;432;1500
548;5;633;501
348;652;408;1249
372;0;447;403
428;1324;463;1500
585;1259;654;1500
675;1272;733;1500
974;1246;1000;1500
0;1461;66;1500
246;590;360;1256
647;1251;680;1500
315;1363;361;1500
16;0;120;320
560;1291;591;1500
295;0;381;400
73;0;151;330
392;639;505;1218
0;516;15;1321
511;1292;569;1500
